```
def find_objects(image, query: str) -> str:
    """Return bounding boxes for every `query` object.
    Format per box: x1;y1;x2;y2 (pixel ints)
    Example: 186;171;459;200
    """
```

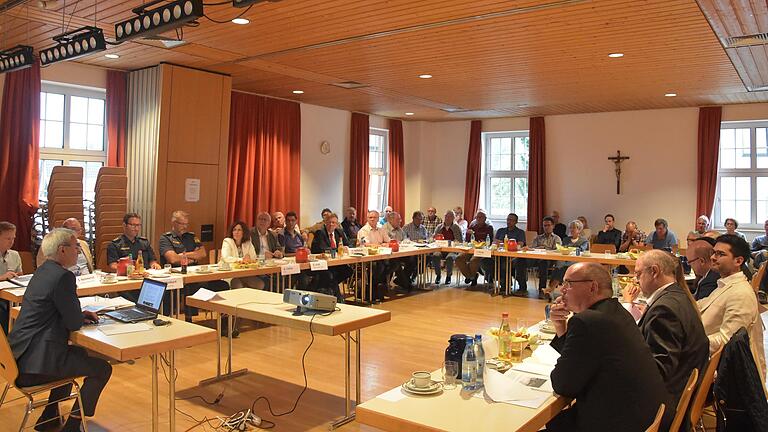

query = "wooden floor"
0;280;758;431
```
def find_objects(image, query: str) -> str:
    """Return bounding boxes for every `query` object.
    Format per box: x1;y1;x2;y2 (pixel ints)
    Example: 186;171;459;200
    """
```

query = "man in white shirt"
699;234;766;378
0;221;22;334
357;210;391;302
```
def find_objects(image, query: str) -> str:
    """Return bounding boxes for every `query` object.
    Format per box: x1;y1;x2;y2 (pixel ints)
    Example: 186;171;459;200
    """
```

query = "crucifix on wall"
608;150;630;194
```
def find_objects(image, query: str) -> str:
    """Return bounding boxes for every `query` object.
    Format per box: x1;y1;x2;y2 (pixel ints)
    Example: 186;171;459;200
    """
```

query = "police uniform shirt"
158;231;202;267
107;234;158;266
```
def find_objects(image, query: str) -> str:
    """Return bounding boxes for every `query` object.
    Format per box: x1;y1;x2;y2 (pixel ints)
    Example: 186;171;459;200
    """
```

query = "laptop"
106;279;167;323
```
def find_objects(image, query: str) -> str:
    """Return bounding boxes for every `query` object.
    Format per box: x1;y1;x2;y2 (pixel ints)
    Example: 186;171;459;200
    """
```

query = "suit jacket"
251;229;281;255
638;283;709;406
311;228;349;254
694;269;719;301
35;239;93;272
8;260;84;376
221;237;257;261
548;298;672;432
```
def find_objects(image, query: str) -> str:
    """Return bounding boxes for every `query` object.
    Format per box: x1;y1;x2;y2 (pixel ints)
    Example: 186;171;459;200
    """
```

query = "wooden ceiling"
2;0;768;120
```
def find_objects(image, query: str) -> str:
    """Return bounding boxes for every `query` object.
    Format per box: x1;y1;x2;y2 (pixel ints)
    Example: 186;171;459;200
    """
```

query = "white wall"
41;62;107;89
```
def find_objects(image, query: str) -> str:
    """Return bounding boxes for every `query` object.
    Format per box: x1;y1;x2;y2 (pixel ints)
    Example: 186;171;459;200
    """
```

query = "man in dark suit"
9;228;112;432
685;237;719;300
548;262;672;432
311;213;352;300
635;250;709;428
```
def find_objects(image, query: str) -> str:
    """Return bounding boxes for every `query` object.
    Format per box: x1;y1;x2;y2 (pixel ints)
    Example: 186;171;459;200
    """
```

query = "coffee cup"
219;261;231;271
198;265;209;272
410;371;432;389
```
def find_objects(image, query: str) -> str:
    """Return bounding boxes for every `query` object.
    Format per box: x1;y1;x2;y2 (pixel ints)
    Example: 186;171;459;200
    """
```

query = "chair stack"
94;167;128;271
47;166;84;230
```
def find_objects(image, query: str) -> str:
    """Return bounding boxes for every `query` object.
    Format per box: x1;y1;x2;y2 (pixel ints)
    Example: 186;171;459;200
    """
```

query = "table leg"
355;329;361;405
169;350;176;432
331;330;356;428
151;354;158;432
199;312;248;385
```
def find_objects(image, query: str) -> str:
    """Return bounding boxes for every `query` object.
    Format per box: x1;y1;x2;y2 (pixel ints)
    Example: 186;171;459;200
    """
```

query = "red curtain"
527;117;546;233
388;118;405;215
226;92;301;225
106;70;127;168
0;62;41;251
696;106;722;220
350;112;369;224
463;120;482;220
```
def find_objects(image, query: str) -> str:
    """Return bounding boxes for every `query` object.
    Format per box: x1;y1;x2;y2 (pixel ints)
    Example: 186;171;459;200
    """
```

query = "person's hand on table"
83;310;99;324
273;250;284;259
1;270;18;281
242;255;252;264
550;297;569;337
150;262;162;270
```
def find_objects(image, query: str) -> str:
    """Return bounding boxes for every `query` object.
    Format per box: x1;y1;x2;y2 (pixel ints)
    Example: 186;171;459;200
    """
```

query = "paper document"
483;368;552;409
190;288;223;301
9;274;33;287
529;344;560;367
79;296;134;313
0;281;17;290
98;322;153;335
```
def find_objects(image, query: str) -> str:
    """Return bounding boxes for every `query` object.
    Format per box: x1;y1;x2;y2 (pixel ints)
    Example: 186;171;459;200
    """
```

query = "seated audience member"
547;262;672;432
358;210;391;302
551;210;567;239
751;219;768;271
270;211;286;235
595;213;622;251
546;220;589;299
515;216;561;299
107;213;162;272
378;206;393;226
702;229;721;240
723;217;746;240
311;213;352;301
453;206;468;238
685;237;719;300
341;207;362;244
646;218;678;250
306;208;333;236
424;207;442;238
577;216;591;240
699;234;766;377
0;221;22;334
252;212;285;290
37;218;93;275
688;215;710;240
159;211;229;321
685;231;699;245
494;213;527;292
221;221;264;290
396;211;428;290
403;211;428;241
456;210;494;286
384;212;405;241
634;250;708;416
278;212;306;254
619;221;646;252
432;210;462;285
9;228;112;432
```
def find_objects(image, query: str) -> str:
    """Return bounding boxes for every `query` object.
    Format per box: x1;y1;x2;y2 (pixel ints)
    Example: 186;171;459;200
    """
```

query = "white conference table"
185;288;392;429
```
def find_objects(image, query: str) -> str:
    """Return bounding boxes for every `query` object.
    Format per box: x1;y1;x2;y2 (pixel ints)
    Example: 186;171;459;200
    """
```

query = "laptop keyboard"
117;309;152;320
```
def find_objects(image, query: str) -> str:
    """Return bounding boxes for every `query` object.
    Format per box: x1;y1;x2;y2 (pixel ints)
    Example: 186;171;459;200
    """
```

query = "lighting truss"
0;45;34;73
233;0;281;8
114;0;203;44
39;26;106;66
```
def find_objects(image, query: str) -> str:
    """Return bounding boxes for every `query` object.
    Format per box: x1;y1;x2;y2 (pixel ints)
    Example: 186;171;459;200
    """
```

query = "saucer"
101;279;118;284
149;274;170;278
402;380;442;395
195;270;213;274
539;323;556;334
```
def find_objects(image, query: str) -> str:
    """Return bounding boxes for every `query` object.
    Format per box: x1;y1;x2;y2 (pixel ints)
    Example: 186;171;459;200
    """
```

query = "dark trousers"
498;258;527;291
370;261;392;301
518;259;551;291
15;346;112;417
393;257;417;289
0;299;8;334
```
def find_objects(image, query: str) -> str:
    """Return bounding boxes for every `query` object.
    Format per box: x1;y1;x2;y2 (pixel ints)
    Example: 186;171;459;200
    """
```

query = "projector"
283;289;337;314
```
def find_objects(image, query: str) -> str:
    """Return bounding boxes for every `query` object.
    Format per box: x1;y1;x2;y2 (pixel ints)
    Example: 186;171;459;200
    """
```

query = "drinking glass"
442;361;459;389
163;264;172;273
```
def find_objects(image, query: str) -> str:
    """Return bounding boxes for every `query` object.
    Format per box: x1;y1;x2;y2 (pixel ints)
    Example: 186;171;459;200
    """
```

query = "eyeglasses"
562;279;593;287
687;257;701;265
127;223;142;228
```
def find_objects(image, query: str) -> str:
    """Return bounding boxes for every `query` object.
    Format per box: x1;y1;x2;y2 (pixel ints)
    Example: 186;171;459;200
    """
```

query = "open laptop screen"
136;279;167;312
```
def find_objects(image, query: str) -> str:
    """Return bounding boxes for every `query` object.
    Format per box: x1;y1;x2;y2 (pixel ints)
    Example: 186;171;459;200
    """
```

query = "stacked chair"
47;166;84;233
94;167;128;271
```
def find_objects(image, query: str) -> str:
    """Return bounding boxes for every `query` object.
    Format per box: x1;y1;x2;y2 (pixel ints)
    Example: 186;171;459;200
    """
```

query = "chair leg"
73;381;88;432
19;397;34;432
0;383;9;408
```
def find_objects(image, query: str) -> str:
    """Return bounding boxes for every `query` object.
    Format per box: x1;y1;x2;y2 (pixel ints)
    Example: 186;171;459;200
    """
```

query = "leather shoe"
434;276;441;285
444;277;451;285
512;290;529;298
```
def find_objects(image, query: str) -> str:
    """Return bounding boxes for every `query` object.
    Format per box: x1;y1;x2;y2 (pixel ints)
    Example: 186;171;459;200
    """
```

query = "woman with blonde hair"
453;206;468;238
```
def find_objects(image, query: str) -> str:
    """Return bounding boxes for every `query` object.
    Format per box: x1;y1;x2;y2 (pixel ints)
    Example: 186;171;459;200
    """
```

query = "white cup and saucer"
401;371;442;395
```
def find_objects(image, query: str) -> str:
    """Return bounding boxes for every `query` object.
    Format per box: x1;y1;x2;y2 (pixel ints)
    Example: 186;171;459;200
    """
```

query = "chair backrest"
670;368;699;431
0;330;19;387
525;231;538;246
590;243;616;254
645;403;665;432
751;261;766;294
19;251;35;274
689;346;724;426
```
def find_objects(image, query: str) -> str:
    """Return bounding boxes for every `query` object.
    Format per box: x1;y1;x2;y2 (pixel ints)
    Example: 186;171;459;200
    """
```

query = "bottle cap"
474;334;482;339
502;312;509;318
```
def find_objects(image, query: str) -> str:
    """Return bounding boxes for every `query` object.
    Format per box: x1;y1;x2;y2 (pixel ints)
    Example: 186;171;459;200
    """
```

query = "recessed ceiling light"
232;18;250;25
608;53;624;58
665;93;677;97
292;90;304;94
418;74;432;79
517;103;528;108
405;112;414;116
104;54;120;59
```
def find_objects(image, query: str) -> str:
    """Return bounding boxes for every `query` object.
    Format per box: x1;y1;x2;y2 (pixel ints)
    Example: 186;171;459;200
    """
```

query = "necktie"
330;231;337;248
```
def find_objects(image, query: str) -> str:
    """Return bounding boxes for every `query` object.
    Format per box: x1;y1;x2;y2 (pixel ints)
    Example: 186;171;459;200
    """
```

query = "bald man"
36;218;93;275
685;238;719;300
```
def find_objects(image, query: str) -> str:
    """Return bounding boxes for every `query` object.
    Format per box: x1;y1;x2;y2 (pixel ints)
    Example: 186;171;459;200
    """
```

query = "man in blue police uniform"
107;213;161;271
158;210;230;326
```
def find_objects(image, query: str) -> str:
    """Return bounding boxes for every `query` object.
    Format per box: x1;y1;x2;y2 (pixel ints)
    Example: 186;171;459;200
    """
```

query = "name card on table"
165;276;184;291
435;240;450;247
309;260;329;271
76;274;99;286
378;247;393;255
349;247;366;256
281;263;301;276
474;248;493;258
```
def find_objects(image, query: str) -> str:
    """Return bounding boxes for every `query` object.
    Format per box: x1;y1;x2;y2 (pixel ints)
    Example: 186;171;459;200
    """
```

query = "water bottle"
126;253;135;275
258;249;266;265
498;312;512;361
180;252;188;274
461;337;478;390
473;334;485;389
485;234;491;249
503;234;509;251
470;232;475;244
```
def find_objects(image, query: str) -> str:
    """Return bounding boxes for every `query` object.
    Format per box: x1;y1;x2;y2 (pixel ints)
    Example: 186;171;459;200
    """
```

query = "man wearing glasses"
107;212;162;272
685;237;719;300
546;262;672;431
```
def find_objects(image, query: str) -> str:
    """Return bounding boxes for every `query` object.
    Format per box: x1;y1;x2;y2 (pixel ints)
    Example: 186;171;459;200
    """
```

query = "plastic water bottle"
473;334;485;390
485;234;491;249
470;232;475;244
498;312;512;361
461;337;478;390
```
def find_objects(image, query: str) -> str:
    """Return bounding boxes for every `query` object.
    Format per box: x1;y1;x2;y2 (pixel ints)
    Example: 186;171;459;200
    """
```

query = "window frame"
368;127;389;213
481;130;530;224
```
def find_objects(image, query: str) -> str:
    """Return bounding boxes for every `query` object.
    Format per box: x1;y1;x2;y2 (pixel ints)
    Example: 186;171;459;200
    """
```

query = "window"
481;131;529;223
368;128;389;213
38;83;107;202
715;121;768;229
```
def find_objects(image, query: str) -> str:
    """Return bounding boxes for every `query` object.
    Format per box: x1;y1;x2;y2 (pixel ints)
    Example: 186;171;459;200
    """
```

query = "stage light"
0;45;34;74
40;27;106;66
114;0;203;44
233;0;281;8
